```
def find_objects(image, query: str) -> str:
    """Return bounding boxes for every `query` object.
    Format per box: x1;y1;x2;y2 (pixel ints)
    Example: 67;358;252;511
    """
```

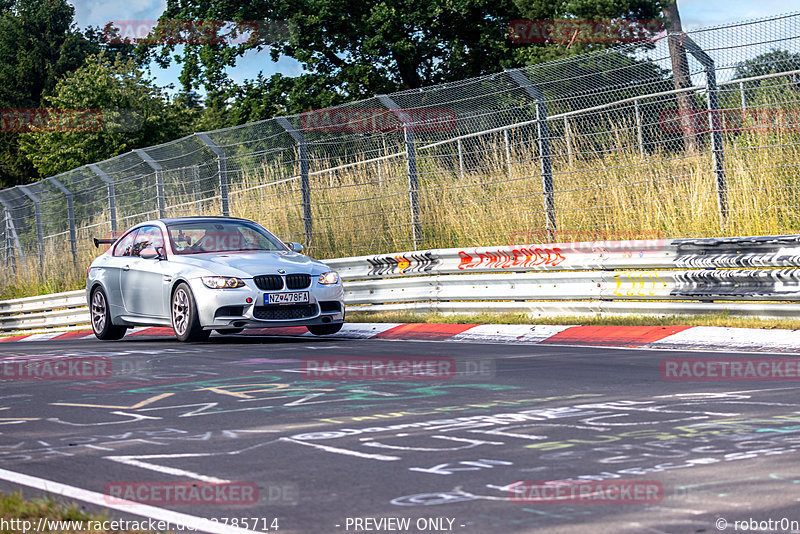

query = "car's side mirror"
140;247;162;260
286;242;303;253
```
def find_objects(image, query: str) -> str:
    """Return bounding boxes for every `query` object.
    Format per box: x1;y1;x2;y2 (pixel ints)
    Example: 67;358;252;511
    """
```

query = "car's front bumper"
187;277;345;330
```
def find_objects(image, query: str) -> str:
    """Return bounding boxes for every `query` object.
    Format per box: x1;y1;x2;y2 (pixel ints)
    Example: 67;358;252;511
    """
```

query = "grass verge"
0;491;150;533
345;311;800;330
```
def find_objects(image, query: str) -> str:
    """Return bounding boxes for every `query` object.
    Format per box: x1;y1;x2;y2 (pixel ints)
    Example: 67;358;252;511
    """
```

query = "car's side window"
113;230;138;257
131;226;165;257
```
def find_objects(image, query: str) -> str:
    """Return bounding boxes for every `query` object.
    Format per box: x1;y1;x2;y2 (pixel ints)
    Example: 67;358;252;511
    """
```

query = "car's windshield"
166;220;287;255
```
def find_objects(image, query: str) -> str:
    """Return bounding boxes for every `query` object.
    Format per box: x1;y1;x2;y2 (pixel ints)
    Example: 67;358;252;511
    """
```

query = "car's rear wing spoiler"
93;237;116;248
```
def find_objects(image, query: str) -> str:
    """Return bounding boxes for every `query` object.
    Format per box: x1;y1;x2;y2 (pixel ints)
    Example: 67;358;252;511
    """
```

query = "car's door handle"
122;265;130;271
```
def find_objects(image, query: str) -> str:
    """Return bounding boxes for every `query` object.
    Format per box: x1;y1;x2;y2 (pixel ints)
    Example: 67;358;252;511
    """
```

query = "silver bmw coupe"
86;217;345;341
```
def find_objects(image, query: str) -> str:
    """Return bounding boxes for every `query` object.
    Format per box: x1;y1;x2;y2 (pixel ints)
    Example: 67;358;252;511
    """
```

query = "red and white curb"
2;323;800;353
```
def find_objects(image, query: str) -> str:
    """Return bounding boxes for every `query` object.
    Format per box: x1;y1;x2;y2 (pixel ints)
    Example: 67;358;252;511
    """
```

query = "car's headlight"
318;271;340;285
201;276;246;289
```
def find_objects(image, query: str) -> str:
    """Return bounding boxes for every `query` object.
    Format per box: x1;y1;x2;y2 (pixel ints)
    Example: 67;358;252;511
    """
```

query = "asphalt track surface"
2;333;800;534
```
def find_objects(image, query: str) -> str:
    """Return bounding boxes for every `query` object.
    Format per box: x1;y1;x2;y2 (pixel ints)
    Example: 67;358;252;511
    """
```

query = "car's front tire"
171;283;210;342
307;323;343;336
90;287;127;340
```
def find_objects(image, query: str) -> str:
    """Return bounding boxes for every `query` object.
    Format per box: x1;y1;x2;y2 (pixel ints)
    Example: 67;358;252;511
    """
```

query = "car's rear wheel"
307;323;343;336
171;283;210;342
215;328;244;335
90;287;127;340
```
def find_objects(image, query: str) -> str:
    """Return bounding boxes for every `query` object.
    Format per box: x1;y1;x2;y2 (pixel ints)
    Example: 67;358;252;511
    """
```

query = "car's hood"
173;251;328;278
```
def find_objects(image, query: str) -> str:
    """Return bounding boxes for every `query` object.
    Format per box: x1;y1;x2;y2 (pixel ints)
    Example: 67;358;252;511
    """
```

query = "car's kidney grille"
286;274;311;289
254;275;283;290
253;304;317;320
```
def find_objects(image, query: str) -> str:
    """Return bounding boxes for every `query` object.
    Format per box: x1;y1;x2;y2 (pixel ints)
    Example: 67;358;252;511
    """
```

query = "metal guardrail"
0;290;87;332
325;234;800;318
3;234;800;334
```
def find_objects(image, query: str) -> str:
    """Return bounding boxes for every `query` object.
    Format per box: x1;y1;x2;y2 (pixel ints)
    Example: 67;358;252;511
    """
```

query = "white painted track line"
0;467;261;534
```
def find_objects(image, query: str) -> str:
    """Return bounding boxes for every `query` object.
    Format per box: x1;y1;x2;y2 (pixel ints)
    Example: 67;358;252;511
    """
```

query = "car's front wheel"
90;287;127;340
307;323;343;336
171;283;210;342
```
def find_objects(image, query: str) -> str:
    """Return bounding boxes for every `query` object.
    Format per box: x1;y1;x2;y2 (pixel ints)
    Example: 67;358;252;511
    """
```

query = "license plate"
266;292;309;304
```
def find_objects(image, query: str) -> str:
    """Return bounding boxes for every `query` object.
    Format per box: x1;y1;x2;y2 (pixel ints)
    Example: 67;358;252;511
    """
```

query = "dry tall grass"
3;116;800;299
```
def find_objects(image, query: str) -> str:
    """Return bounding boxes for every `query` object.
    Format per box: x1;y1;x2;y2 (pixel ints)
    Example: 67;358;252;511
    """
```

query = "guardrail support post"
48;178;77;269
196;133;230;216
134;149;166;218
18;185;44;278
681;35;728;224
276;117;312;248
508;70;556;239
377;95;422;249
87;164;117;234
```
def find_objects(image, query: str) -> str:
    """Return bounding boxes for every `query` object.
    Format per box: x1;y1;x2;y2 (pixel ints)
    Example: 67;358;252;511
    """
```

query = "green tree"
513;0;665;64
141;0;663;120
149;0;524;106
729;50;800;111
18;53;191;177
0;0;135;187
735;49;800;79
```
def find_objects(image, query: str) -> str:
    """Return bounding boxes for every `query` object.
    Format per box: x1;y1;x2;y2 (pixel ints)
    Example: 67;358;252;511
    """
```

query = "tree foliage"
0;0;135;187
18;53;192;177
144;0;664;119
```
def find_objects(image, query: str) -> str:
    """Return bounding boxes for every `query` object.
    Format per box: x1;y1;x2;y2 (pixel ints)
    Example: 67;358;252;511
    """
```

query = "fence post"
564;116;574;167
634;99;644;155
681;35;728;223
87;164;117;234
508;69;556;238
377;95;422;248
18;185;44;277
739;81;746;109
2;207;11;274
195;133;230;216
276;117;312;247
503;129;513;177
457;138;465;179
48;177;77;269
134;149;165;218
0;197;25;272
739;81;747;126
1;210;6;273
